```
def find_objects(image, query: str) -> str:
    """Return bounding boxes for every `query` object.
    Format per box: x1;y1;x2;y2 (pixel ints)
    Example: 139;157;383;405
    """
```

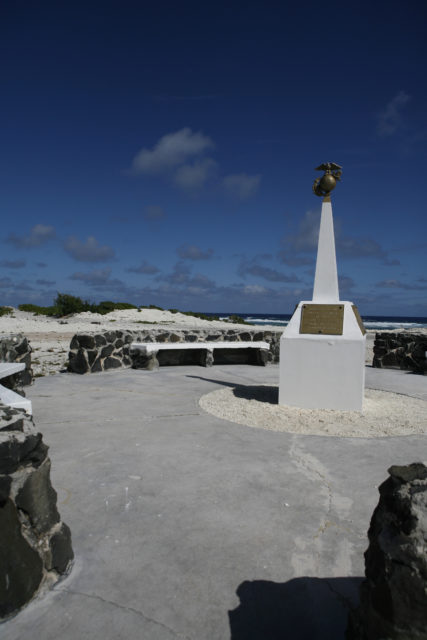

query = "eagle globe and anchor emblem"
312;162;342;198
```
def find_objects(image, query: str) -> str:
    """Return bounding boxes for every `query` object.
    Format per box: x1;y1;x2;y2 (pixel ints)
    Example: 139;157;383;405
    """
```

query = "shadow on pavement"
228;576;363;640
187;375;278;404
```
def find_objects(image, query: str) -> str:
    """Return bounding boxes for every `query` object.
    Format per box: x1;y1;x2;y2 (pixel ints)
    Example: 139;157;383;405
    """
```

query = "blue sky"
1;0;426;316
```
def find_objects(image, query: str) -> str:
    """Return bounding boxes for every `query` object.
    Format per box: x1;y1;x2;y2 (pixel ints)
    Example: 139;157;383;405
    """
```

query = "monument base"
279;301;365;411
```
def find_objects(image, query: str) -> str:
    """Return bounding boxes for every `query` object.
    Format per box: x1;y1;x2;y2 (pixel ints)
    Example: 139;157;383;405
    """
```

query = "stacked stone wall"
0;405;73;619
68;328;282;374
373;332;427;374
0;334;33;392
347;463;427;639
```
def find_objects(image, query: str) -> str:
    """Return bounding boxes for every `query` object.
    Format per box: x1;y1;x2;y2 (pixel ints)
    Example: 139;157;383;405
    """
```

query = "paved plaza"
2;364;426;639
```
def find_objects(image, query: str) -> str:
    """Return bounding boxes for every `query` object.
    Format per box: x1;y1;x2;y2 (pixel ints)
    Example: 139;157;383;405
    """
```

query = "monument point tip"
313;162;342;198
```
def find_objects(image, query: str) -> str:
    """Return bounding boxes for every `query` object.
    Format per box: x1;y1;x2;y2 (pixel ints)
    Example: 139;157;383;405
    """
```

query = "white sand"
199;386;427;438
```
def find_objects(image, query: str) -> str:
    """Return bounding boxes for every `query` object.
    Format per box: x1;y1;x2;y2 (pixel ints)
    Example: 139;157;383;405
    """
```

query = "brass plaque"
300;304;344;335
352;305;366;335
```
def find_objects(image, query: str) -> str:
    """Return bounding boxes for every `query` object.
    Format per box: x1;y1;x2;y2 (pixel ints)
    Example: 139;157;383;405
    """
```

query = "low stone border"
373;332;427;374
0;404;73;619
68;328;282;374
347;463;427;638
0;334;33;395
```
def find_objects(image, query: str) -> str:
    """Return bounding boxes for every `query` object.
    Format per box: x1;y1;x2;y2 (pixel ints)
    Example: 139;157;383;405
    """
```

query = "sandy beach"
0;307;425;376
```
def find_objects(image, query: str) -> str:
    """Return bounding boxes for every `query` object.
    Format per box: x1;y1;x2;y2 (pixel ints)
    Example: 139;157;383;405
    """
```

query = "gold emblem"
313;162;342;198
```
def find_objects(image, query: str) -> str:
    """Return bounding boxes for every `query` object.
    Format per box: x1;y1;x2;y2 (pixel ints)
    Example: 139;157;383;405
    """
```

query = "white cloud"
243;284;268;295
173;158;217;190
126;260;160;274
130;128;214;174
222;173;261;199
6;224;55;248
377;91;411;137
64;236;115;262
69;268;112;284
177;244;214;260
0;260;26;268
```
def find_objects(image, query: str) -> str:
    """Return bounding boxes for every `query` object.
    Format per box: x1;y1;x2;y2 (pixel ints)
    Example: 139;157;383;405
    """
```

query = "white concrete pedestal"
278;196;365;411
279;301;365;410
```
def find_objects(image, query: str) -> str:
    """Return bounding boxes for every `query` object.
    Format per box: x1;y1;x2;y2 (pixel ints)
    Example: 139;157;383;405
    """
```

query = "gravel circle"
199;386;427;438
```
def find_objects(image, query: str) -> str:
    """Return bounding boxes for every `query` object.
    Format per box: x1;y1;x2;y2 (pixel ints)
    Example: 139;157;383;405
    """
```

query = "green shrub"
93;301;137;315
227;314;250;325
182;311;220;321
54;293;89;316
0;306;13;316
18;304;58;316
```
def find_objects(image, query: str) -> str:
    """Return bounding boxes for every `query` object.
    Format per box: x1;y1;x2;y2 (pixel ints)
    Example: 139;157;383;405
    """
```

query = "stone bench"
0;363;32;414
130;341;270;370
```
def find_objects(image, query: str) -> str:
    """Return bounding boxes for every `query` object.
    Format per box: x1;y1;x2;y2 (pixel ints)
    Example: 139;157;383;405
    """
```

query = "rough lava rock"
0;404;73;619
347;462;427;640
68;328;281;374
373;333;427;374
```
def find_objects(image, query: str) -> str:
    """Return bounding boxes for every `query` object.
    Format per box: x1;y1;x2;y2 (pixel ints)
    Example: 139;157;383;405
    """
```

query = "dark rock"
239;332;252;342
347;462;427;640
169;333;181;343
0;416;24;432
68;348;89;374
76;334;95;350
104;331;117;343
0;432;42;474
186;334;198;342
91;358;103;373
101;343;115;358
24;440;49;468
256;349;269;366
381;351;399;367
103;356;122;370
15;459;60;534
389;462;427;483
69;335;80;350
0;476;11;504
253;332;264;341
132;352;159;370
122;356;132;367
49;522;74;574
124;334;133;344
156;333;170;343
95;334;107;347
14;338;29;356
0;499;43;618
87;349;98;366
207;334;221;341
115;339;124;348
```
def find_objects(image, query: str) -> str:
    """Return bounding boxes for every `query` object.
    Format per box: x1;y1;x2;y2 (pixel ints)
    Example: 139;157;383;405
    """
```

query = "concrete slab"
2;364;426;639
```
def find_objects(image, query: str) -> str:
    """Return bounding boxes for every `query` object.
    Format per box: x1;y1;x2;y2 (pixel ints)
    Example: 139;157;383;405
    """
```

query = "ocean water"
210;313;427;331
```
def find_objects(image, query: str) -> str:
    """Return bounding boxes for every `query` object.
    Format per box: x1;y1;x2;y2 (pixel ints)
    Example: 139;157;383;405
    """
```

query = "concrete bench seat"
0;362;32;414
130;341;270;370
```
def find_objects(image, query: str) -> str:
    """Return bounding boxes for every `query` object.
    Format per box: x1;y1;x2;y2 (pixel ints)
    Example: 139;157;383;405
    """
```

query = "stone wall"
373;332;427;374
0;404;74;619
347;463;427;639
0;334;33;391
68;328;282;374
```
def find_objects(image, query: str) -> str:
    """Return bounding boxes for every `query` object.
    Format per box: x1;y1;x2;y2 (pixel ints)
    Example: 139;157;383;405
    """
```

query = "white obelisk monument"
279;163;366;411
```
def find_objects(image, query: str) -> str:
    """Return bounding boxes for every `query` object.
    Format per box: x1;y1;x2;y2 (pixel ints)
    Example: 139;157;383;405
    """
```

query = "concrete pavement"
2;364;426;639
